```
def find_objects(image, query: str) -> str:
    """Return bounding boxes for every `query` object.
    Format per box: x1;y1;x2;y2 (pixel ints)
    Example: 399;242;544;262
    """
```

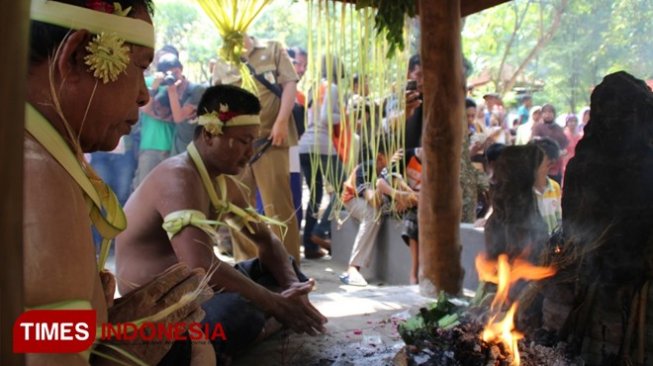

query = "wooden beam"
418;0;464;296
332;0;513;17
461;0;511;17
0;1;28;365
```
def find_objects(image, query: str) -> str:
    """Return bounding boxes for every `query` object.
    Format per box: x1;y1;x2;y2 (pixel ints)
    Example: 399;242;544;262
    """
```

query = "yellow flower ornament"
198;111;225;136
83;2;133;84
84;32;130;84
195;103;261;136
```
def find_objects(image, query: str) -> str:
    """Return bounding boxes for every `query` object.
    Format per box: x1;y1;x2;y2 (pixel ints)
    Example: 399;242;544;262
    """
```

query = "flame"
476;253;556;365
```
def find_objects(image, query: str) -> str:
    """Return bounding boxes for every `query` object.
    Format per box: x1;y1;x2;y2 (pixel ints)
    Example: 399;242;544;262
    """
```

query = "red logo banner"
13;310;96;353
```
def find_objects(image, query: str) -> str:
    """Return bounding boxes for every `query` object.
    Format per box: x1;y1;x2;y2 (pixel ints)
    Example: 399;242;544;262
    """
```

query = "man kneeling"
116;85;327;360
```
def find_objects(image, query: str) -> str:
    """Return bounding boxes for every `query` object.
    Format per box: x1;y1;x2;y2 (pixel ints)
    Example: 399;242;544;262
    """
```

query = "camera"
405;79;418;91
161;71;177;86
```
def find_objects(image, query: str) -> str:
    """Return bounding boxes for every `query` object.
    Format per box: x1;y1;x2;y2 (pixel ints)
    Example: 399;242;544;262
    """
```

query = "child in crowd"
484;145;550;262
529;138;563;234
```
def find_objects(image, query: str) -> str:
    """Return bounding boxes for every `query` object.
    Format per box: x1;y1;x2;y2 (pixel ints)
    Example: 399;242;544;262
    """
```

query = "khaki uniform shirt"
212;37;299;146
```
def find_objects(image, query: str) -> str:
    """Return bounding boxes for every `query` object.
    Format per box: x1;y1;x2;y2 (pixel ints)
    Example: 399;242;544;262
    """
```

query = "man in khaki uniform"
213;35;301;262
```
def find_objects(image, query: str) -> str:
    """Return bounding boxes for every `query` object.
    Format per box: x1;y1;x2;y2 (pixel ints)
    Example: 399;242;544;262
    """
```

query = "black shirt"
405;104;423;149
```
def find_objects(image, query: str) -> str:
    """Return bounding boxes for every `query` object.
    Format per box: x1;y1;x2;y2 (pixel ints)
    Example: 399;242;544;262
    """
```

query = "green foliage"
463;0;653;113
153;0;222;84
248;1;308;48
355;0;416;58
398;292;466;346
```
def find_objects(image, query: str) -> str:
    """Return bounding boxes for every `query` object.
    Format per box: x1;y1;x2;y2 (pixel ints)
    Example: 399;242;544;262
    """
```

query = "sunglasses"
249;138;272;164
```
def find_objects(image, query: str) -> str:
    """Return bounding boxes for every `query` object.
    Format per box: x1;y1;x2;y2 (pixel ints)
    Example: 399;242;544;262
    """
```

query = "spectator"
484;145;549;262
562;113;582;176
287;46;307;79
517;94;533;125
162;55;205;156
482;92;505;127
339;143;416;286
473;142;506;226
89;132;138;207
298;54;346;259
132;49;180;188
532;103;568;183
289;47;308;229
466;97;485;136
578;106;590;134
404;54;424;150
390;148;422;284
529;138;563;234
515;105;542;145
213;34;302;262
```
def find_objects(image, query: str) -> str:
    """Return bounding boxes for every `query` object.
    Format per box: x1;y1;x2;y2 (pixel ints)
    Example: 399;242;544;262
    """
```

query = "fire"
475;253;556;365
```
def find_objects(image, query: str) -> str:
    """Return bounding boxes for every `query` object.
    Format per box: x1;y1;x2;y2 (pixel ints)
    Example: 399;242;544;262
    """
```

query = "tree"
153;0;222;84
463;0;653;113
463;0;568;97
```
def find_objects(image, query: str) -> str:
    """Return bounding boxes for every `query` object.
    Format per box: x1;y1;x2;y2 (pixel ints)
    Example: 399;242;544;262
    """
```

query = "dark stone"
556;72;653;363
562;71;653;286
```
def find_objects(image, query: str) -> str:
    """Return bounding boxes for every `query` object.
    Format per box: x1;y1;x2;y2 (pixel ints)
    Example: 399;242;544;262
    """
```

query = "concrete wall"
332;213;485;290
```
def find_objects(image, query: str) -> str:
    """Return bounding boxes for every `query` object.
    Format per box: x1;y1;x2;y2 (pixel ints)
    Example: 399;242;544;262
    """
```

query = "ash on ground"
396;317;582;366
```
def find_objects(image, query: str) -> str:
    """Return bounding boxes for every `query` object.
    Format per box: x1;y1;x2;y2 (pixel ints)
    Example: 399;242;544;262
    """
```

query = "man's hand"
390;149;404;164
270;120;288;146
265;279;327;335
405;91;421;119
103;263;213;365
151;72;165;90
469;141;484;157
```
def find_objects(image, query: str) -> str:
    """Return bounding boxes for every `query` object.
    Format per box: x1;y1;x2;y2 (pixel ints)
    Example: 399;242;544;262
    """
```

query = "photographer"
152;54;205;156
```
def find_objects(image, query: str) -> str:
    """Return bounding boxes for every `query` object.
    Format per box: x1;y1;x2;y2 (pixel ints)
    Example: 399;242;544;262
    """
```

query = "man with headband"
25;1;212;365
115;85;328;362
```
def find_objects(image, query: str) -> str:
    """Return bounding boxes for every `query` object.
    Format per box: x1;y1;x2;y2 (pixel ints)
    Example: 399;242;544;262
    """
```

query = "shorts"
401;207;418;245
157;338;192;366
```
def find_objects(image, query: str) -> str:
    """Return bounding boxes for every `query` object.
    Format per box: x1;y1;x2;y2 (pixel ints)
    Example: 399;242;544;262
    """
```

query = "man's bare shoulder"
144;154;200;193
137;153;208;214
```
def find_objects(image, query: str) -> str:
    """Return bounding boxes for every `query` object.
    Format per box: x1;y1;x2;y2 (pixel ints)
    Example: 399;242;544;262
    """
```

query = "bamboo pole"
0;1;28;365
418;0;464;296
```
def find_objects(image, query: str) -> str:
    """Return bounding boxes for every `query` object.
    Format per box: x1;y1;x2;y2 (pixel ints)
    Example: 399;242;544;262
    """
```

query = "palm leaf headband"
196;103;260;136
30;0;155;83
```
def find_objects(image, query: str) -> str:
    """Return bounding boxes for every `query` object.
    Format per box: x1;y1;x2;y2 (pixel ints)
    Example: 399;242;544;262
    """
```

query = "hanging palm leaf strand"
195;0;273;92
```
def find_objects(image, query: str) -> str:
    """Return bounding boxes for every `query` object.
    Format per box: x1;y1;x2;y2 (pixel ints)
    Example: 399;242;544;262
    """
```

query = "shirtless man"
25;1;211;365
116;84;328;358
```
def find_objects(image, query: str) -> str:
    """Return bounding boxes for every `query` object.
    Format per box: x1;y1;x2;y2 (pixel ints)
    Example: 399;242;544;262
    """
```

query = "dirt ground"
232;257;434;366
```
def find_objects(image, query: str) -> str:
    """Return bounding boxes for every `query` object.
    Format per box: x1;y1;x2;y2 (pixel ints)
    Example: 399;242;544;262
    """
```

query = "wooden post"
0;1;28;365
418;0;464;296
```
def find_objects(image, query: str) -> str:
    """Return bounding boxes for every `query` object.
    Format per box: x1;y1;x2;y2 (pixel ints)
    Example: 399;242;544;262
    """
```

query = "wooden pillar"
0;1;28;365
418;0;464;296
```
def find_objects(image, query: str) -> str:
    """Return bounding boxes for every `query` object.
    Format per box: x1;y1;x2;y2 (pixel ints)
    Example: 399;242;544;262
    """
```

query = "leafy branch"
355;0;416;57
